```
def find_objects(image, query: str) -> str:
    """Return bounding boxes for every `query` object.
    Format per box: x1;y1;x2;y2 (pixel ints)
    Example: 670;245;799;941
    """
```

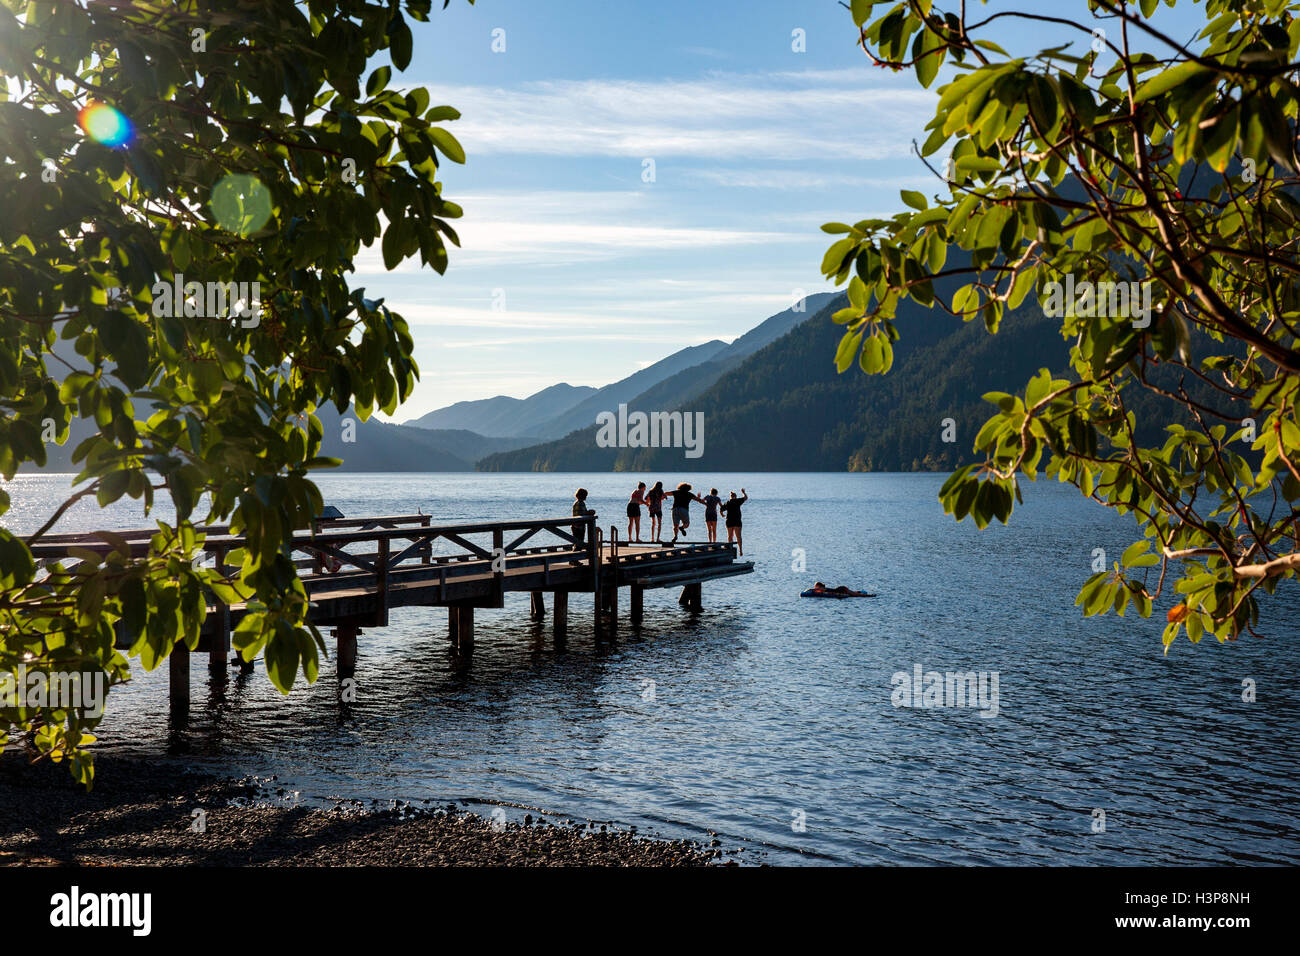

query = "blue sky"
368;0;1205;421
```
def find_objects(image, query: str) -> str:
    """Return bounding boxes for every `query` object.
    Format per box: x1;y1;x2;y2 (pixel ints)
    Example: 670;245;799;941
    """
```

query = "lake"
4;471;1298;865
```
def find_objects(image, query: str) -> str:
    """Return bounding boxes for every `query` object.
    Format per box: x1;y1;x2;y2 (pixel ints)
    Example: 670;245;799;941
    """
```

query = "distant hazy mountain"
716;291;838;360
476;279;1223;474
522;294;838;440
398;428;537;464
575;292;842;430
22;404;532;475
533;339;728;439
313;406;535;470
406;382;597;438
399;295;837;445
477;293;1069;472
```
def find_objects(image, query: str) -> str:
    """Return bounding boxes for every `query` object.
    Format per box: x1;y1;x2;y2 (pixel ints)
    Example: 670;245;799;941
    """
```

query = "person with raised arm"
626;481;646;543
720;488;748;555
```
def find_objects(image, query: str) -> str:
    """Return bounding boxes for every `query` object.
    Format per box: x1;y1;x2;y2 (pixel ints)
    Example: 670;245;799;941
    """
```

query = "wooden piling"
630;585;643;627
335;625;358;677
530;590;546;621
210;606;230;677
492;527;505;607
374;537;390;627
449;605;474;649
680;582;702;612
169;643;189;717
209;545;230;677
554;590;568;636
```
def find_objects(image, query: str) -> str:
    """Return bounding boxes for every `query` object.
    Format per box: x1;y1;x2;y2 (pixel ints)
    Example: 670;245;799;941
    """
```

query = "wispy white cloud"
682;168;936;191
440;333;718;349
420;71;934;161
388;301;699;329
350;198;805;273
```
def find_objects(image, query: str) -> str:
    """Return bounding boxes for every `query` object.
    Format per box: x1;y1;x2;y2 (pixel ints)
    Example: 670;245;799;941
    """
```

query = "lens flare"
210;174;274;236
76;102;133;148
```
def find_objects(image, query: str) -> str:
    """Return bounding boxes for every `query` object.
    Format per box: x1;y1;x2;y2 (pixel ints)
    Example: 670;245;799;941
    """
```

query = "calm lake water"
4;472;1299;865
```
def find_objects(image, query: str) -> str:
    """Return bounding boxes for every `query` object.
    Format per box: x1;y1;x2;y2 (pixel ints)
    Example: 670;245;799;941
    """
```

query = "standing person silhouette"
702;487;722;543
626;481;646;543
644;481;667;543
571;487;596;554
720;488;748;555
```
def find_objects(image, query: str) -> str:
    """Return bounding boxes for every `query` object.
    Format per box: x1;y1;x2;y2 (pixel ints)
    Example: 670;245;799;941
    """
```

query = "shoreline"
0;753;723;867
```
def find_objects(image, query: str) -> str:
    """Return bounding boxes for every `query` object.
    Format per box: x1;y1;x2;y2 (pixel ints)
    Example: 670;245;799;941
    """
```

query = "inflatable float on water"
800;588;876;599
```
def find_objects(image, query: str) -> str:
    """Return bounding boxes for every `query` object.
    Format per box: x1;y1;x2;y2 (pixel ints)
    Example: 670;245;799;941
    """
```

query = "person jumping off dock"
670;482;704;544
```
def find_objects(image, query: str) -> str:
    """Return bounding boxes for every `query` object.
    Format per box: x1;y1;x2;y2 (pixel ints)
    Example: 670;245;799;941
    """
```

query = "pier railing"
26;514;602;610
22;512;750;717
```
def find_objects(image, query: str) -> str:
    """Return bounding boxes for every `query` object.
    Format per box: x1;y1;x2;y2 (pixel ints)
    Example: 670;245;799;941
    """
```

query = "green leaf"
834;329;863;373
954;155;1002;173
1121;540;1151;566
859;332;885;374
914;27;945;89
388;18;413;70
900;189;928;211
428;127;466;164
366;66;392;96
1133;62;1213;103
821;238;857;276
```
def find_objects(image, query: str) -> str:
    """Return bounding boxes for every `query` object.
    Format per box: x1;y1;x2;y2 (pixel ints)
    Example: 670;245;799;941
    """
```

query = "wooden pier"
27;514;754;715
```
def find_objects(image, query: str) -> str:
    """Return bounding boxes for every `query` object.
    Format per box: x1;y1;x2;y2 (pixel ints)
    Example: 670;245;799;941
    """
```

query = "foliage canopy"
826;0;1300;649
0;0;469;783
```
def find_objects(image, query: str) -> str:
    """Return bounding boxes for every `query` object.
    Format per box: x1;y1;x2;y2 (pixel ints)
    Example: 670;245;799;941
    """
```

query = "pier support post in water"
209;546;230;679
679;582;702;613
449;605;474;649
630;585;643;627
530;590;546;621
169;643;190;718
553;590;568;636
334;625;359;678
209;606;230;678
607;586;619;628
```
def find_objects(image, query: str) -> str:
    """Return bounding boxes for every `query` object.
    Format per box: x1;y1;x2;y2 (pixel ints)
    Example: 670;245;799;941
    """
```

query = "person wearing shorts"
702;487;722;543
670;482;704;544
644;481;666;542
626;481;646;543
720;488;748;556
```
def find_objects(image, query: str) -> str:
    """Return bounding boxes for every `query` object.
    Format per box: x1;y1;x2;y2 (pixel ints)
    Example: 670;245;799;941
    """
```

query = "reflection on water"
5;472;1299;865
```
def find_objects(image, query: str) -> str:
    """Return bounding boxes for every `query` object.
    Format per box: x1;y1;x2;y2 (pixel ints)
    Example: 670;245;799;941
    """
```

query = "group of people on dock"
571;483;750;555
